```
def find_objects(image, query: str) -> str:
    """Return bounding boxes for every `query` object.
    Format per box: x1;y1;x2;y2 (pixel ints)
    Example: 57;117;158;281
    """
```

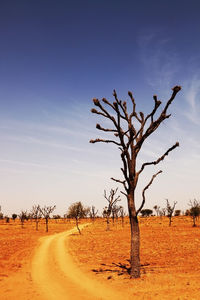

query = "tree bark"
128;193;141;278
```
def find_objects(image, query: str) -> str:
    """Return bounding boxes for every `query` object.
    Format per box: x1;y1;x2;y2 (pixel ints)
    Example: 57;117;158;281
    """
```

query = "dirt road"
31;224;124;300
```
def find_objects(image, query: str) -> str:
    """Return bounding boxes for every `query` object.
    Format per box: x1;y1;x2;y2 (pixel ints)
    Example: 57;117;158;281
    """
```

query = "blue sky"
0;0;200;216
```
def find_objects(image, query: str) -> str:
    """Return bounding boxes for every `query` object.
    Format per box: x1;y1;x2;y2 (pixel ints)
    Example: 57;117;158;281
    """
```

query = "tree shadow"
92;260;150;276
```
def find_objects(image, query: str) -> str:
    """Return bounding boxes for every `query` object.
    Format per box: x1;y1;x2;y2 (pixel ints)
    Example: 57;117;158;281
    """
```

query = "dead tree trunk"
75;217;81;234
128;193;140;277
90;86;181;278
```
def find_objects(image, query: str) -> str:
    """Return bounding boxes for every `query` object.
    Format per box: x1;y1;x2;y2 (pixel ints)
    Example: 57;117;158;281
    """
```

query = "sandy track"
31;224;124;300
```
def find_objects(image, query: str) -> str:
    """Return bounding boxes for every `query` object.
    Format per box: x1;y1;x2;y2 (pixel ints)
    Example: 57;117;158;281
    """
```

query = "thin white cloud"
183;76;200;125
0;158;53;169
138;32;180;95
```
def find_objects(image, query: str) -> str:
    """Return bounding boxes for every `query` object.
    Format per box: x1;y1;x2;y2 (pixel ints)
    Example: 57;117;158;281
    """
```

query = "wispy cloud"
183;76;200;125
138;32;180;95
5;135;86;152
0;159;53;169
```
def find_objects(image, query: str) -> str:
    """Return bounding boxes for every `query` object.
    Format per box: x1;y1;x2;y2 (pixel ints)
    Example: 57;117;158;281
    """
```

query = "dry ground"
0;216;200;299
68;216;200;299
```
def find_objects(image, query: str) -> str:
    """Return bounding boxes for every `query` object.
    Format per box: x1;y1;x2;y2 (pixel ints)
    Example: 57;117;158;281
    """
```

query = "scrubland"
0;216;200;299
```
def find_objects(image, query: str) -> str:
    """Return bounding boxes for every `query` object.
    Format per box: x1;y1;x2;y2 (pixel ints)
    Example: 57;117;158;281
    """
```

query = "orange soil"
0;219;75;299
68;217;200;299
0;217;200;299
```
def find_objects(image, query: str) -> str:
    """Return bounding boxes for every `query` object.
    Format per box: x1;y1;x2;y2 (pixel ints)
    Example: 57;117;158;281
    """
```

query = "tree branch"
89;138;121;146
96;123;117;133
138;142;179;175
135;86;181;153
111;177;128;191
136;170;162;215
92;98;118;127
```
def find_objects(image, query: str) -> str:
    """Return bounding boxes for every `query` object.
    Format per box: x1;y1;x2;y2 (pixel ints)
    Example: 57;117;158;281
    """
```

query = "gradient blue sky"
0;0;200;216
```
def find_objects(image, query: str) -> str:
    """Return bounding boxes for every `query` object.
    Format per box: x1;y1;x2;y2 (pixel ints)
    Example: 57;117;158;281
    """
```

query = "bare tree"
119;205;125;227
18;210;28;228
188;199;200;227
40;205;56;232
111;204;121;224
90;86;181;278
89;206;98;222
103;188;120;230
31;205;42;231
166;199;177;226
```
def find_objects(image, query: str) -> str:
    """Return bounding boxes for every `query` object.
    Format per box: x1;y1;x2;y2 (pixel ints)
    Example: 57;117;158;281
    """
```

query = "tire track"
31;224;124;300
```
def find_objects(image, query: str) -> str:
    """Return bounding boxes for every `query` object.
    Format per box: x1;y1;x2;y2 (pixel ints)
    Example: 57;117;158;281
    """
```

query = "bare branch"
96;123;117;133
138;142;179;175
135;86;181;153
128;91;142;123
136;170;162;215
89;138;121;146
111;177;125;185
120;191;128;198
111;177;128;191
163;86;181;114
92;98;118;127
113;90;129;120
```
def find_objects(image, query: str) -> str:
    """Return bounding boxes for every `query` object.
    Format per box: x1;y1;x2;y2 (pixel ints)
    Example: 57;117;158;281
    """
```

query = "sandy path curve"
31;224;124;300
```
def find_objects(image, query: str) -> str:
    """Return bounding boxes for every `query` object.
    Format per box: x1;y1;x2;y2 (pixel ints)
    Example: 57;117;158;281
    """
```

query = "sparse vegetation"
103;188;120;230
89;206;98;222
188;199;200;227
18;210;28;228
12;213;17;221
31;205;42;231
40;205;56;232
140;209;153;217
166;199;177;226
67;202;89;234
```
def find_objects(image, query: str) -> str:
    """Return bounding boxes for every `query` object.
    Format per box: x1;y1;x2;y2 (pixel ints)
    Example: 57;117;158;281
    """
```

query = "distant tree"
4;216;10;223
53;214;61;219
111;204;122;224
153;205;160;216
159;208;166;217
90;86;181;277
188;199;200;227
67;202;89;234
185;209;190;216
40;205;56;232
0;206;3;220
174;209;181;216
140;209;153;217
166;199;177;226
89;206;98;222
119;206;125;227
18;210;28;228
12;214;17;221
103;188;121;230
31;205;42;231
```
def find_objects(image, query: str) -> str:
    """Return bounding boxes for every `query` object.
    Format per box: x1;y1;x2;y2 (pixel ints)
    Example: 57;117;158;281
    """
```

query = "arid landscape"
0;216;200;299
